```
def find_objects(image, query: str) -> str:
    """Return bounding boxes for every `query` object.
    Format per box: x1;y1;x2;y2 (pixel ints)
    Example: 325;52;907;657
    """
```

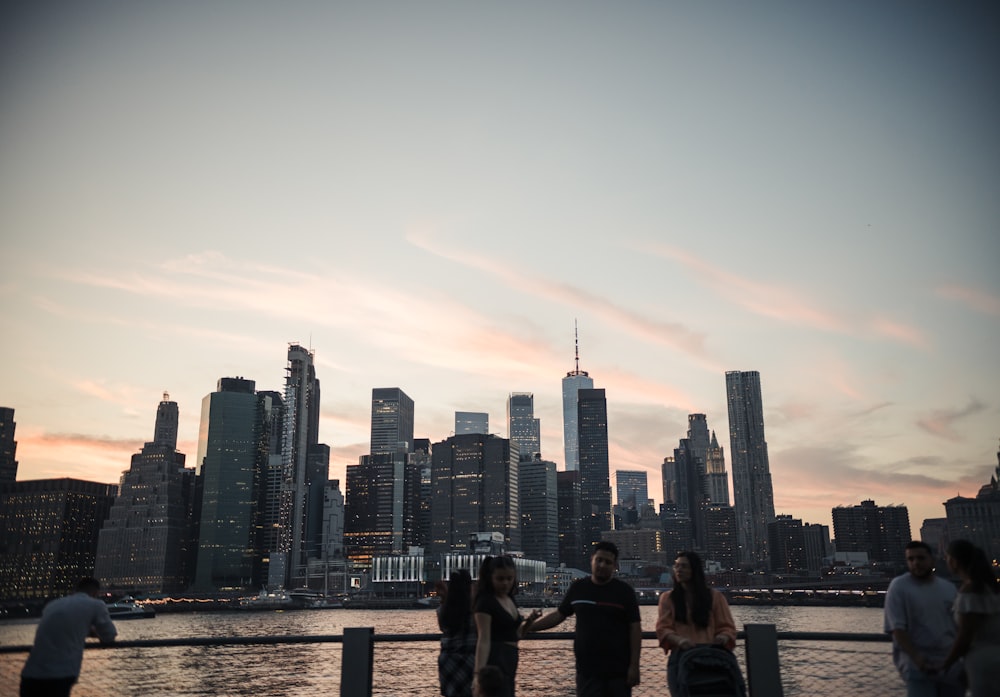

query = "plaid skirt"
439;632;476;697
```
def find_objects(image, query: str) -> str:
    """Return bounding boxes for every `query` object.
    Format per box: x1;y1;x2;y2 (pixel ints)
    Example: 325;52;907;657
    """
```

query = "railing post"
341;627;374;697
744;623;783;697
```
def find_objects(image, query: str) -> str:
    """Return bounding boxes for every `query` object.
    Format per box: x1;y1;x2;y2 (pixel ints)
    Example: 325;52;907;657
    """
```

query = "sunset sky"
2;1;998;533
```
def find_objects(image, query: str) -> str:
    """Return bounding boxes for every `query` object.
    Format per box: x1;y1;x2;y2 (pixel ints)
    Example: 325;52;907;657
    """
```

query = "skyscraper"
97;395;195;593
0;407;18;483
344;388;419;566
508;393;541;461
370;388;415;454
455;411;489;436
271;344;324;588
557;470;583;569
726;370;776;569
578;388;611;558
614;470;649;509
194;378;259;590
832;499;911;564
1;479;117;600
705;431;730;505
519;456;559;565
429;433;520;555
562;326;594;471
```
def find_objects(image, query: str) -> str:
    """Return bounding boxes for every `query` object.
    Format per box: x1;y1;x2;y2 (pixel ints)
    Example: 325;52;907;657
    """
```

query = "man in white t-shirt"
21;577;117;697
884;541;963;697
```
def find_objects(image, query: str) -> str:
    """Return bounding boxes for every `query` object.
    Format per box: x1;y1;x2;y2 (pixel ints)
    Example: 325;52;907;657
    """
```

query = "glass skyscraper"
725;370;775;569
578;388;610;557
562;332;593;471
507;393;540;461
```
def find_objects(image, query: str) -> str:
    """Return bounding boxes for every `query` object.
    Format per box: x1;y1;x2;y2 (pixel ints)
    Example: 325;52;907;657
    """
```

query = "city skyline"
1;2;998;535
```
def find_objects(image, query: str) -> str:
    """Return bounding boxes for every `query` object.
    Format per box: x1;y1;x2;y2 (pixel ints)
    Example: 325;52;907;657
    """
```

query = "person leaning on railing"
654;551;737;695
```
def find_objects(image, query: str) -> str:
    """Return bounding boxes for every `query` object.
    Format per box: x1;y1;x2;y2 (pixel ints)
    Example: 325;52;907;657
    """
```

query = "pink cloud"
868;316;928;349
916;399;987;441
937;284;1000;317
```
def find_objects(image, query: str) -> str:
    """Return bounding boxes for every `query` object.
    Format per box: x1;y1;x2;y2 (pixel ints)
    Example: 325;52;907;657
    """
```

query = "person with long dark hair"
438;569;477;697
655;551;736;695
473;555;541;697
942;539;1000;697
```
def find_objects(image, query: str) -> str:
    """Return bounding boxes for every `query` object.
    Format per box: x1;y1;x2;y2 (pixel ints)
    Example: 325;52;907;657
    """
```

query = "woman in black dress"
473;556;540;697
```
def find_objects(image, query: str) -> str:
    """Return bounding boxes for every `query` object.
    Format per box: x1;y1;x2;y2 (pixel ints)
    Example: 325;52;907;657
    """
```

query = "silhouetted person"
942;539;1000;697
21;577;117;697
529;541;642;696
884;541;963;697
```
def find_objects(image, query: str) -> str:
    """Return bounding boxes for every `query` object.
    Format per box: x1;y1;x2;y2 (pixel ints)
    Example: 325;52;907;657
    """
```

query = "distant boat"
106;597;155;620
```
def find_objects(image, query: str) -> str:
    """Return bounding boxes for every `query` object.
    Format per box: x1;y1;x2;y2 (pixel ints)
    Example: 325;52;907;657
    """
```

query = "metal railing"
1;625;898;696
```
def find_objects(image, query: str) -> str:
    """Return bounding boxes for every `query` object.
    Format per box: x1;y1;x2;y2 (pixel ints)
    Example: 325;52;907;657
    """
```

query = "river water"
0;604;901;696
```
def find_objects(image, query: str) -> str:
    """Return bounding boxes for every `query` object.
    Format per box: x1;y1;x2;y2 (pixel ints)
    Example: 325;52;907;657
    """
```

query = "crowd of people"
17;538;997;696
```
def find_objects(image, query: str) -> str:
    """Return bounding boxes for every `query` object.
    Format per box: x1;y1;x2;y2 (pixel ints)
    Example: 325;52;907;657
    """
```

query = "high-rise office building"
557;470;583;570
194;378;259;590
508;393;541;461
455;412;489;436
803;523;831;573
767;515;806;574
429;433;520;555
96;395;195;593
562;327;594;471
370;388;414;454
321;480;345;562
1;407;20;483
271;344;325;589
344;451;416;565
613;469;648;528
0;479;117;600
670;438;707;550
344;389;419;566
726;370;776;569
254;390;285;588
832;499;911;564
578;388;611;559
519;456;559;565
703;504;737;570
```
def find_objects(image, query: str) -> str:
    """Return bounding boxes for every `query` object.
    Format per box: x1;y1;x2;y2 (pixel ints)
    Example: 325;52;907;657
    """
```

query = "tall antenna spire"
574;319;580;374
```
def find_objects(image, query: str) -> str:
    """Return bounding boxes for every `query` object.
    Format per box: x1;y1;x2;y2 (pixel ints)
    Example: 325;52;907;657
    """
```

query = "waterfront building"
726;370;776;569
601;527;667;567
344;450;422;565
704;504;737;570
578;388;611;560
370;387;414;454
944;444;1000;560
194;378;260;590
561;327;594;472
671;438;708;550
832;499;911;565
96;395;195;593
271;344;326;589
920;518;950;559
803;522;832;573
455;411;489;436
705;431;730;505
430;433;520;555
507;393;541;461
519;456;559;565
411;439;433;549
0;478;117;600
767;515;806;574
253;390;285;588
659;503;693;560
557;470;584;570
0;407;20;483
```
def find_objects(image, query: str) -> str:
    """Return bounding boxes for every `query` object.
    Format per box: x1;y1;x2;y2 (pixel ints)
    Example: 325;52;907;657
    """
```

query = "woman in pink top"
655;551;737;695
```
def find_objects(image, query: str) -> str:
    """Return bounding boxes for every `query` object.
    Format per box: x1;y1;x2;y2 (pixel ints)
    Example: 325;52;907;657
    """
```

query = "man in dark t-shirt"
529;542;642;697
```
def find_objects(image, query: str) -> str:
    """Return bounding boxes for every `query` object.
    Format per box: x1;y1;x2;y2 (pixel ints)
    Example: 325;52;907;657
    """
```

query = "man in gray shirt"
21;577;117;697
884;541;963;697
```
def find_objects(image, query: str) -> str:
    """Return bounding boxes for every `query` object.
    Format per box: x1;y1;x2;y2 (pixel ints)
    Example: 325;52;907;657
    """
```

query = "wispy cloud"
937;284;1000;317
916;399;988;441
406;228;718;371
637;242;929;348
